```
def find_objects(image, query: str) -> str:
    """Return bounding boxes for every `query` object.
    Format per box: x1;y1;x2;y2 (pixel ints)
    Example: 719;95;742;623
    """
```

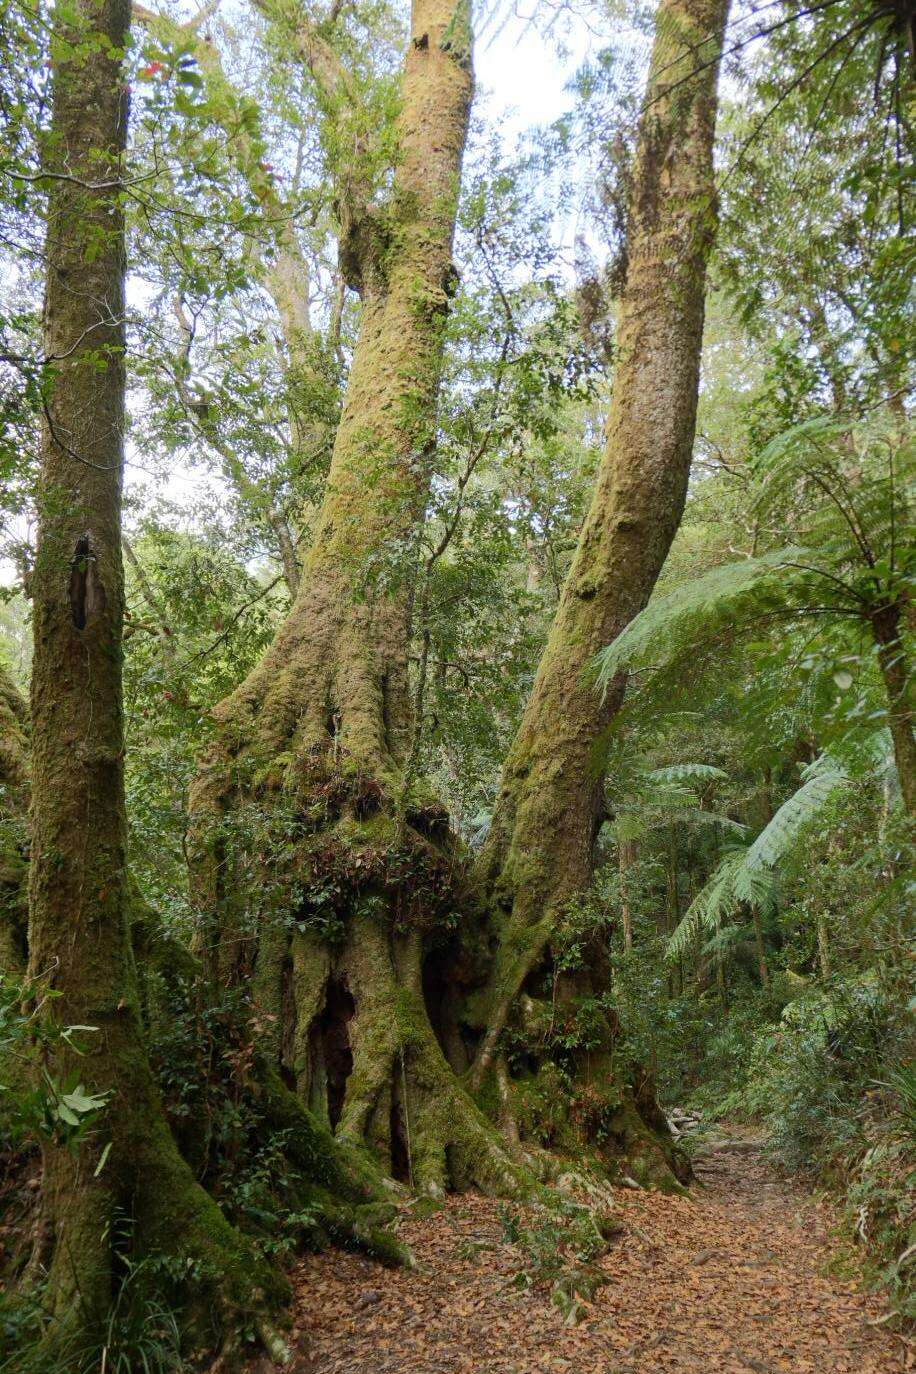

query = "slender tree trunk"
618;836;635;951
871;602;916;817
26;0;286;1346
750;907;770;990
0;667;29;973
187;0;523;1196
471;0;731;1097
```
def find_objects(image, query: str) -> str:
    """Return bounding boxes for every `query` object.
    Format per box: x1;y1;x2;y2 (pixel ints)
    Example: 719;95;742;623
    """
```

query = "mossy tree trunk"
469;0;731;1157
871;603;916;818
188;0;525;1196
26;0;289;1348
0;666;29;974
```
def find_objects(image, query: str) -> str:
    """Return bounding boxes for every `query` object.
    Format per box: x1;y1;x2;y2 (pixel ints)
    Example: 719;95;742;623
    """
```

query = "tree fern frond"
729;856;781;913
646;763;728;786
700;924;751;957
612;812;651;843
670;808;747;835
743;765;848;874
593;548;802;688
666;850;749;962
754;415;848;485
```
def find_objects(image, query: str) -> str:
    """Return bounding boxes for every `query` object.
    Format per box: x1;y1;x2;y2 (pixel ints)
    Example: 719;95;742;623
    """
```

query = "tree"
0;664;28;973
186;0;522;1196
469;0;732;1138
24;0;291;1351
132;0;345;596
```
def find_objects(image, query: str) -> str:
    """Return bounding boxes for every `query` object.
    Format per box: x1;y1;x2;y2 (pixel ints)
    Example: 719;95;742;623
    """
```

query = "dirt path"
286;1134;909;1373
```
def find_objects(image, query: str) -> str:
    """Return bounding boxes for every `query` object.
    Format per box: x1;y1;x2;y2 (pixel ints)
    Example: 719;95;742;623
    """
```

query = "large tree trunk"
187;0;524;1196
469;0;731;1160
25;0;289;1349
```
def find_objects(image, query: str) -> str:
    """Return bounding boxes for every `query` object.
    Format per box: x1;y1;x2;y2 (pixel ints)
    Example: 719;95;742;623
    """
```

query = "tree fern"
613;805;744;844
666;849;768;962
593;548;800;688
645;763;728;787
664;751;864;964
742;763;847;874
609;757;741;844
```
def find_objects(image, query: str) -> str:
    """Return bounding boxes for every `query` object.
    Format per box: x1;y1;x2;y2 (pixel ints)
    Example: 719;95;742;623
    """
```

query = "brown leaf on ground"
278;1132;910;1373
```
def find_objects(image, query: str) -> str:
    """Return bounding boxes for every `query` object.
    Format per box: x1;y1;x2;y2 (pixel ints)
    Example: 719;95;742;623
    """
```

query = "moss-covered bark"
0;667;29;974
25;0;290;1352
469;0;731;1125
871;603;916;818
187;0;525;1195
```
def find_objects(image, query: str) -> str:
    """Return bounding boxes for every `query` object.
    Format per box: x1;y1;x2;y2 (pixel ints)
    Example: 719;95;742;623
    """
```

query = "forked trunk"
470;0;731;1160
187;0;522;1195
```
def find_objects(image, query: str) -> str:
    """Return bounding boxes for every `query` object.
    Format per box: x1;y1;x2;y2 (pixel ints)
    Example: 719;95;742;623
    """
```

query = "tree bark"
0;666;29;974
186;0;521;1196
26;0;287;1346
871;602;916;818
750;906;770;991
471;0;731;1095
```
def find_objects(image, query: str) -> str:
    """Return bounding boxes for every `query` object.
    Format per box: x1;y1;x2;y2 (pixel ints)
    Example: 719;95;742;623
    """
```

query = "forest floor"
281;1128;911;1373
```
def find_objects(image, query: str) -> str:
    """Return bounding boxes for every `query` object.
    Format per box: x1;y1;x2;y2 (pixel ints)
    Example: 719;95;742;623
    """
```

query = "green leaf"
61;1086;106;1114
94;1140;113;1177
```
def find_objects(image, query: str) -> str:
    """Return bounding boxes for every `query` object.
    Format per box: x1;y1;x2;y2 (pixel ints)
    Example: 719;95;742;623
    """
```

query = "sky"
475;4;597;140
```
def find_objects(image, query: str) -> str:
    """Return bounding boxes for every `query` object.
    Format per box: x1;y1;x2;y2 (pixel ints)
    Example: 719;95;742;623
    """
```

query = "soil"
282;1130;911;1373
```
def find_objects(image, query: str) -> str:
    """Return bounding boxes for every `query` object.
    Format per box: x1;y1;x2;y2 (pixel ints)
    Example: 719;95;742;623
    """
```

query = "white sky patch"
475;5;596;140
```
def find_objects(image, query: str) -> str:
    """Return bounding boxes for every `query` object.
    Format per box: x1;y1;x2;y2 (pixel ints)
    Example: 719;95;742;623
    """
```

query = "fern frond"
666;850;752;962
646;763;729;786
667;760;851;964
743;765;848;874
612;812;651;843
593;548;802;688
753;415;848;492
670;808;747;835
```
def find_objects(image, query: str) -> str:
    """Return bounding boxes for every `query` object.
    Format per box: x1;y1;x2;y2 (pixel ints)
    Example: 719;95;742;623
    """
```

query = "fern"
666;849;766;962
664;750;864;964
613;806;743;843
645;763;728;786
595;421;912;707
593;548;801;688
743;764;847;873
